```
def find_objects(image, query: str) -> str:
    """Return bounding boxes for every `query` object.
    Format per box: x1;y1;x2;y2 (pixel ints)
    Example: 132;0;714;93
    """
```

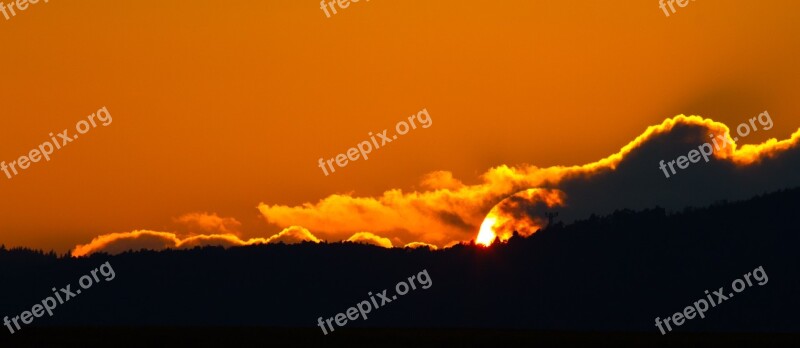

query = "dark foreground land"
1;188;799;346
4;328;800;348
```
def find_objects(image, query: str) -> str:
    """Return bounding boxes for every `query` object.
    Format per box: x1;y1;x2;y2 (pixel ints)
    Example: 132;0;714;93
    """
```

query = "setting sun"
476;216;498;246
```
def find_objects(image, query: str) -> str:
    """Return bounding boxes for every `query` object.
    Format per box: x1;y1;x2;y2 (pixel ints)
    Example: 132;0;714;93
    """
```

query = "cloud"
71;231;182;257
403;242;439;250
420;171;465;190
264;226;322;244
174;212;242;235
74;115;800;253
72;226;321;257
485;188;566;241
259;115;800;247
346;232;393;248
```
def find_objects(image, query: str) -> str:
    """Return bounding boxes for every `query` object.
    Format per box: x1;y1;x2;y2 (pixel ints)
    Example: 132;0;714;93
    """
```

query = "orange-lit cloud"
264;226;322;244
72;225;320;257
174;212;242;235
75;116;800;253
258;116;800;247
483;188;567;243
72;230;183;257
403;242;439;250
420;171;465;191
346;232;393;248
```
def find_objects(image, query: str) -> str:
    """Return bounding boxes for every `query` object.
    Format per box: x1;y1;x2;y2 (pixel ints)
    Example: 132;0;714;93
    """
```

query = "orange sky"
2;0;800;253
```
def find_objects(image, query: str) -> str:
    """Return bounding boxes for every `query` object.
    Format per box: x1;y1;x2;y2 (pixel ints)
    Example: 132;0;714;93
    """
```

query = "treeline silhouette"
1;187;799;342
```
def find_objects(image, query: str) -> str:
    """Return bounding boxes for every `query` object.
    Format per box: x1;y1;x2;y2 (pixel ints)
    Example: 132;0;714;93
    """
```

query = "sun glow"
476;216;498;246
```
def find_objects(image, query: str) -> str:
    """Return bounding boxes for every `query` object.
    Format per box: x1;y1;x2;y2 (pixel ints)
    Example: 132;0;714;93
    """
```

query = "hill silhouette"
2;187;799;347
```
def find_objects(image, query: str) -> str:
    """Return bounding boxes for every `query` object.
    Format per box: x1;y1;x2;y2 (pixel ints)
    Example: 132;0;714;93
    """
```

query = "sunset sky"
2;0;800;253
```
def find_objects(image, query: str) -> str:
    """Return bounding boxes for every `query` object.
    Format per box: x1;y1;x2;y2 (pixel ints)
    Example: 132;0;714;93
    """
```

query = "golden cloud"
74;116;800;254
174;212;242;235
403;242;439;250
346;232;393;248
258;116;800;248
265;226;322;244
72;225;320;257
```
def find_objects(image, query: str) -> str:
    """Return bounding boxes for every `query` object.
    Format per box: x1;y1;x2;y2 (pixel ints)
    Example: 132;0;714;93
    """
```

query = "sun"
476;216;498;246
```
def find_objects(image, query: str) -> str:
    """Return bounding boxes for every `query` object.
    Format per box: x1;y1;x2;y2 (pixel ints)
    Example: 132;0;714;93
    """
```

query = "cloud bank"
72;226;321;257
74;115;800;254
258;115;800;246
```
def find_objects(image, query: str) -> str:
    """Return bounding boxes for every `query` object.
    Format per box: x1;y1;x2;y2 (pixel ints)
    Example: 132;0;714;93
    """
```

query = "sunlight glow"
476;216;498;246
